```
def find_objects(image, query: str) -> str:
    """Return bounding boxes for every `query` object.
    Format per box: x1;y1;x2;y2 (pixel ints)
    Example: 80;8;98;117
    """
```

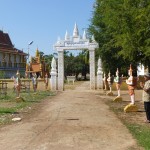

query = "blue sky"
0;0;95;57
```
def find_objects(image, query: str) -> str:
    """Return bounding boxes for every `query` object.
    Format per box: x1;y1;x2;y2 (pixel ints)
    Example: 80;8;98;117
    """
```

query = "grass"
125;123;150;150
64;80;85;90
105;98;150;149
0;89;56;124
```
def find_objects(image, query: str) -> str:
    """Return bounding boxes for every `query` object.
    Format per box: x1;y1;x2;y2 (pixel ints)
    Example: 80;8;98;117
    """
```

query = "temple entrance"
53;23;99;91
64;50;90;81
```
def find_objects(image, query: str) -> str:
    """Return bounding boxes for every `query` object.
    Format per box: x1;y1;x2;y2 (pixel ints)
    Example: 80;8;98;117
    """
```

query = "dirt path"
0;81;142;150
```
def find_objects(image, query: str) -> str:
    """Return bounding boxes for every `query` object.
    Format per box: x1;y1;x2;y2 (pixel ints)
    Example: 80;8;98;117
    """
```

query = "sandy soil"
0;81;144;150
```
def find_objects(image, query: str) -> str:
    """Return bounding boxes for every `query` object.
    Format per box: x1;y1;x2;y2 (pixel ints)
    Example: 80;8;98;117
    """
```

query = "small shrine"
26;49;50;78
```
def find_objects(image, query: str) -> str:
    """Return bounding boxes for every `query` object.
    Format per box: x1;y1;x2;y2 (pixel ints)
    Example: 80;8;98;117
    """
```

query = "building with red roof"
0;30;27;78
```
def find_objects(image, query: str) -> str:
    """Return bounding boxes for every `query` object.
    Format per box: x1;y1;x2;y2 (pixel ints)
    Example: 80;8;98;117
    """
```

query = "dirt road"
0;81;142;150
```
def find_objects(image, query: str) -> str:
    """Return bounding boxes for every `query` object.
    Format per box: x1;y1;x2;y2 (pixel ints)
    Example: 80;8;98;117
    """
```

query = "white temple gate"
53;23;99;91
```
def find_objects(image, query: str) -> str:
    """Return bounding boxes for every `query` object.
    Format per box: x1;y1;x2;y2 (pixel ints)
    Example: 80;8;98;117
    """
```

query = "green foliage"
89;0;150;74
37;50;89;78
64;50;89;79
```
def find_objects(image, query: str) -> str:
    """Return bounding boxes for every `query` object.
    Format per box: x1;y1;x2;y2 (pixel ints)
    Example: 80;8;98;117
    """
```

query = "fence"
0;79;50;92
0;81;8;96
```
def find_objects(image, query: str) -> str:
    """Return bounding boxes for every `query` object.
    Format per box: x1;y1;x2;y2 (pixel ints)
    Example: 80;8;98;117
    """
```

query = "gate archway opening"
53;23;99;91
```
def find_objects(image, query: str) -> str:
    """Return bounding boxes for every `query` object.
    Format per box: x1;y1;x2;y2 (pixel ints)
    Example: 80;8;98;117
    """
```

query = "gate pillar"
89;48;95;90
57;49;64;91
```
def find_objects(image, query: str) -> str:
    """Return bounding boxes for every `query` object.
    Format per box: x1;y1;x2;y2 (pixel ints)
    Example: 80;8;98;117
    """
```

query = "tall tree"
89;0;150;75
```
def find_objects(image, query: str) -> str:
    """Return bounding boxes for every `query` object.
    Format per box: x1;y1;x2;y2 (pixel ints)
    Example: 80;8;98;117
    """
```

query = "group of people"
103;65;150;123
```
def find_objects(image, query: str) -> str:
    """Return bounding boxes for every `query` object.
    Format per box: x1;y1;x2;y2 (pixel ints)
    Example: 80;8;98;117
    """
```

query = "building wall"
0;52;26;78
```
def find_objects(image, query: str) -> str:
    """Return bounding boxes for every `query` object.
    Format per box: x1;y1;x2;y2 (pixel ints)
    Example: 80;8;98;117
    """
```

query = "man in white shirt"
140;73;150;123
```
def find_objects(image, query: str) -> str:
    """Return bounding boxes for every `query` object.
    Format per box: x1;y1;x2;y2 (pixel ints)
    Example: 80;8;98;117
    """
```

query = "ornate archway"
53;23;99;91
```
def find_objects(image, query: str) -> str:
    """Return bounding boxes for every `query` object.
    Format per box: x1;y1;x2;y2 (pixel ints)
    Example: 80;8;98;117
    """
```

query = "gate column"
97;57;103;89
57;48;64;91
89;48;95;90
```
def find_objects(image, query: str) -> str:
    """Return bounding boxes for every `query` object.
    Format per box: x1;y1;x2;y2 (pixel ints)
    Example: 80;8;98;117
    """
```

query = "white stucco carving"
53;23;99;91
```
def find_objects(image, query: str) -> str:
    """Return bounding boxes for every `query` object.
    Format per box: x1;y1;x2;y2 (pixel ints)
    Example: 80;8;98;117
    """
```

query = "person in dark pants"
140;73;150;123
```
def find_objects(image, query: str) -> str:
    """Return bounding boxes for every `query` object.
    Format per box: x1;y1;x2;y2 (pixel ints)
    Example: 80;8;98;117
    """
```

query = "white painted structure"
50;57;57;91
66;76;76;85
53;23;99;91
97;57;103;89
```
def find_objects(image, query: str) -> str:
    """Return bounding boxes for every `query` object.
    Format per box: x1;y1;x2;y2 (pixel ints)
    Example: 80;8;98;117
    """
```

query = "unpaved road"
0;81;142;150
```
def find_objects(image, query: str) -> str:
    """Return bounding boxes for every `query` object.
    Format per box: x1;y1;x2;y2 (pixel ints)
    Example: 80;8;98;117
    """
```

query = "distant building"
0;30;27;78
26;48;50;78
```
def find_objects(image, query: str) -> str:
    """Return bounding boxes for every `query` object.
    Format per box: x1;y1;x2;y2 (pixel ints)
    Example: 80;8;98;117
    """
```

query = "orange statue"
126;65;136;104
114;68;122;97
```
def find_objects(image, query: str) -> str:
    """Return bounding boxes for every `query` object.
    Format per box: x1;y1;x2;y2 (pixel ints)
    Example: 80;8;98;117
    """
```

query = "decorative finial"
36;48;39;57
65;30;70;41
51;57;56;71
98;57;101;68
73;23;79;37
91;35;96;42
82;29;87;40
57;36;61;44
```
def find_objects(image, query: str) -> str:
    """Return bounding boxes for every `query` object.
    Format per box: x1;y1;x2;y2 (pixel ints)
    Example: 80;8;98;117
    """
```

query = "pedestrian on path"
140;73;150;123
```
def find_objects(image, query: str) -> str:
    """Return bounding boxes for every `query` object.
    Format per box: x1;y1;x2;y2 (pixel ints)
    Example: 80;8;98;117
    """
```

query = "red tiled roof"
0;30;27;55
0;30;12;46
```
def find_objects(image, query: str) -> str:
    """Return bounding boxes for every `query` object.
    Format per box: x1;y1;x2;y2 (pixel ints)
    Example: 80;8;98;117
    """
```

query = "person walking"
140;73;150;123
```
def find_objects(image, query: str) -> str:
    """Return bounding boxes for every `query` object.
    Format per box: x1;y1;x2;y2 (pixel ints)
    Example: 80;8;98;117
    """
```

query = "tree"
64;50;90;80
88;0;150;75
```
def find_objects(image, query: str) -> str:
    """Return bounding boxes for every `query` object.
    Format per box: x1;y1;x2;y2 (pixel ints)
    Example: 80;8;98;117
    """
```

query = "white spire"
73;23;79;37
82;29;87;40
91;35;96;42
51;57;56;72
97;57;102;74
57;36;61;44
65;30;70;41
98;57;102;68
